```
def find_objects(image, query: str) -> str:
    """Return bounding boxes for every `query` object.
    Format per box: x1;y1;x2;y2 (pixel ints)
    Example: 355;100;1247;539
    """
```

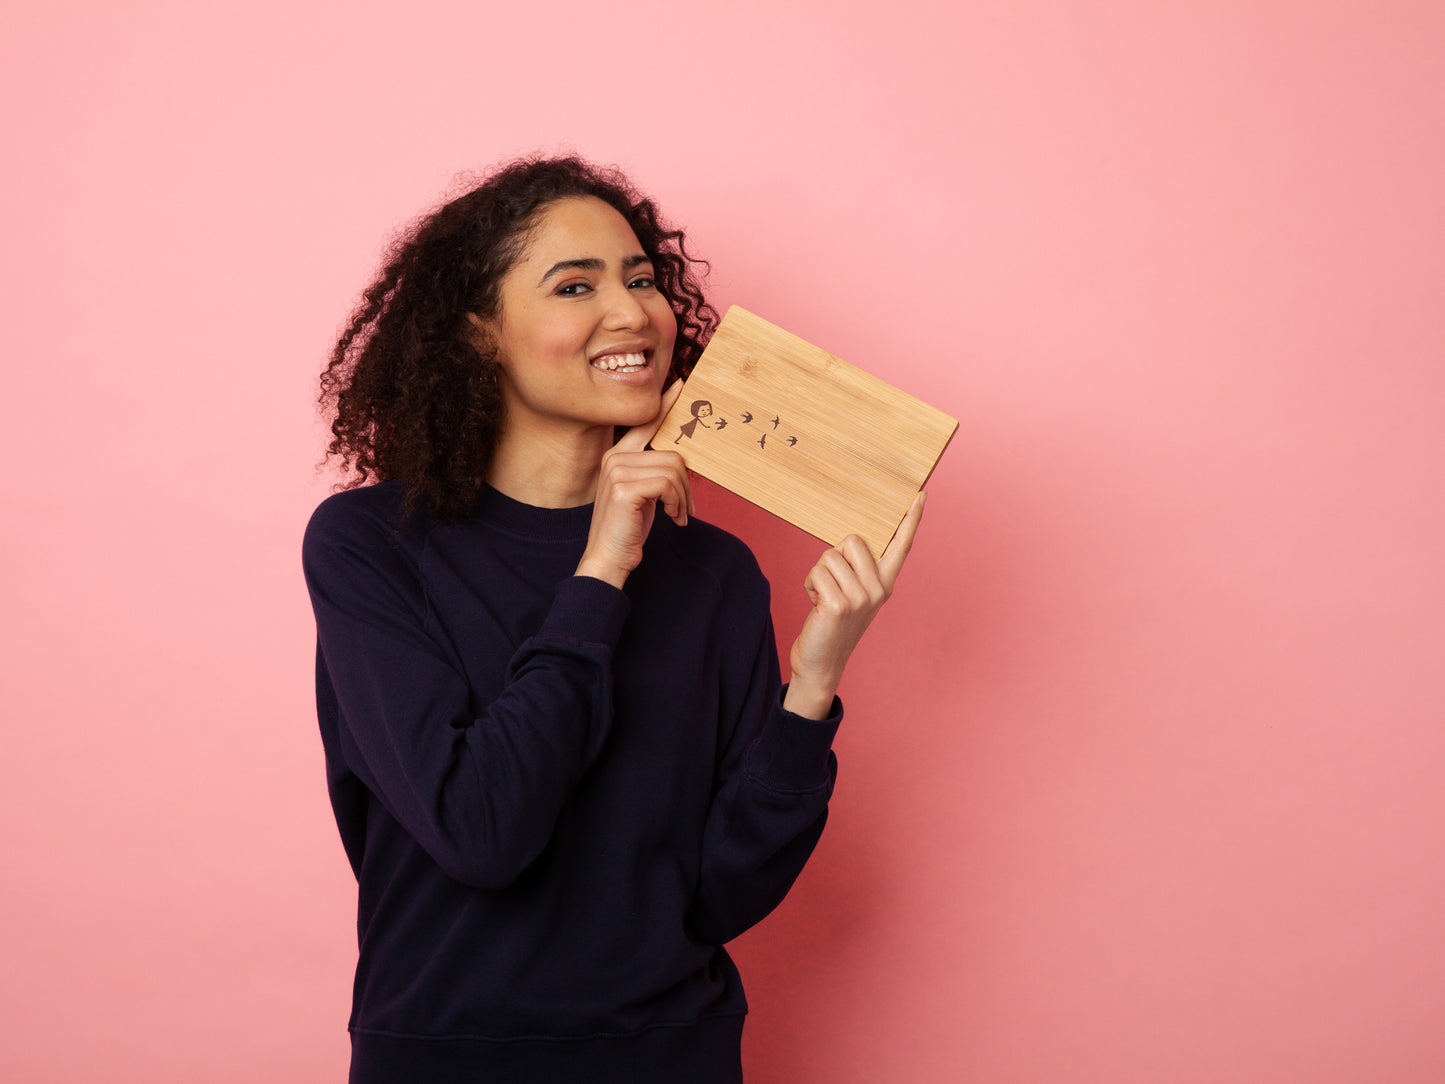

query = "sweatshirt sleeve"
303;497;627;891
685;613;842;946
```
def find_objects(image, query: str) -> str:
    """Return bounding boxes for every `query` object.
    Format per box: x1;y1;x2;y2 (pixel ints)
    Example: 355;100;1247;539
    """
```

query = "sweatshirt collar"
474;485;595;541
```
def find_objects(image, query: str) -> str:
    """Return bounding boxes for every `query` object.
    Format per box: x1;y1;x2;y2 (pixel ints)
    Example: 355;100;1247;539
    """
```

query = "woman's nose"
602;284;648;330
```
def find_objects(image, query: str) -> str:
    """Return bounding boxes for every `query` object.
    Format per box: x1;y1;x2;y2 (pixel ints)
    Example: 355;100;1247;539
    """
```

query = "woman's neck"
486;420;614;509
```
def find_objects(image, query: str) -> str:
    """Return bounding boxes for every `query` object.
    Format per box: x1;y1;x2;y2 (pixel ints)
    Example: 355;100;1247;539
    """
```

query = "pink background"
4;2;1443;1080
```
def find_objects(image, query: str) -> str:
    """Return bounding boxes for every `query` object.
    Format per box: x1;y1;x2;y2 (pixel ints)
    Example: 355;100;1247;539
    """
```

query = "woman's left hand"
782;493;926;720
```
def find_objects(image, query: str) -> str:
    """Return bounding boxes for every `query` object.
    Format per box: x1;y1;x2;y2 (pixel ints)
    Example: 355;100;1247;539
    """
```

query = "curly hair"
319;155;718;521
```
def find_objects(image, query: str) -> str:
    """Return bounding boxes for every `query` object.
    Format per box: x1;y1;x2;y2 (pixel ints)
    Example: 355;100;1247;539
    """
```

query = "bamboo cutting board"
652;306;957;556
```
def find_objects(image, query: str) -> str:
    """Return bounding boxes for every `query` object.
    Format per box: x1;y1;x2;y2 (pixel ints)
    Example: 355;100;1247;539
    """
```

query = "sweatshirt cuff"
743;685;844;793
537;575;631;649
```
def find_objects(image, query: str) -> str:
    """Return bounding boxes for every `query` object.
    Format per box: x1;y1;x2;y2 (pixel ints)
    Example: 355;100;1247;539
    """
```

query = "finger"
602;469;691;526
877;491;926;590
817;547;873;610
599;457;690;518
600;451;688;480
615;380;684;455
836;535;886;601
804;560;847;616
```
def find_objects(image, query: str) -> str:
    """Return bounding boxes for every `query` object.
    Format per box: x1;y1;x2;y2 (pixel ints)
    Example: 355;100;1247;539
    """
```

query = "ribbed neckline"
473;485;596;542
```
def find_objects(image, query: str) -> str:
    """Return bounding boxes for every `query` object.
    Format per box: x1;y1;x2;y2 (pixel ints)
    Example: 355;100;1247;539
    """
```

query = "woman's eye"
557;281;592;296
628;276;656;290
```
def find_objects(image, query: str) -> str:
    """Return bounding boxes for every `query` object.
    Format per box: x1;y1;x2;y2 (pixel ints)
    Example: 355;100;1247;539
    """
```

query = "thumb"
877;491;925;590
614;379;684;454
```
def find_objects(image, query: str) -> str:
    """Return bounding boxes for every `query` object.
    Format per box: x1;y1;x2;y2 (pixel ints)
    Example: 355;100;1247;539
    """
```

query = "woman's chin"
611;401;661;430
606;382;665;425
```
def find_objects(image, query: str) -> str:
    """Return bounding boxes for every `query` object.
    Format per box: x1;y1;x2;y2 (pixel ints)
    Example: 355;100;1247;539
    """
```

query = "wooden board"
652;306;957;556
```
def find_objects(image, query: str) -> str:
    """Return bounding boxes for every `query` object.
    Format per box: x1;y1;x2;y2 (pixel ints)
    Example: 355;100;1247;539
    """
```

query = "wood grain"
653;306;957;556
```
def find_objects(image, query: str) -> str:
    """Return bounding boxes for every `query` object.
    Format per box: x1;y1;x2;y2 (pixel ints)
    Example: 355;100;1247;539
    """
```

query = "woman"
304;155;923;1083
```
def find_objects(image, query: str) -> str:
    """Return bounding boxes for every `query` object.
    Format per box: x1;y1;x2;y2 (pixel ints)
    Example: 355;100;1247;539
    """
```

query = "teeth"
591;352;647;372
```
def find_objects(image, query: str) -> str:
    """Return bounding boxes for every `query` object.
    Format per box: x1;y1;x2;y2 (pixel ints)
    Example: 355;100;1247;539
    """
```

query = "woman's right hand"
575;381;694;589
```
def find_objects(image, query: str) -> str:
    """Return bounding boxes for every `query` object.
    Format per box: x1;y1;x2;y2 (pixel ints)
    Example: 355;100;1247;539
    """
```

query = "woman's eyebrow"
536;254;653;287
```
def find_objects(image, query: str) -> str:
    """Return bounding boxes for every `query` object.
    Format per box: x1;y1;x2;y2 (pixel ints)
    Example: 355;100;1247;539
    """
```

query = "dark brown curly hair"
319;155;718;521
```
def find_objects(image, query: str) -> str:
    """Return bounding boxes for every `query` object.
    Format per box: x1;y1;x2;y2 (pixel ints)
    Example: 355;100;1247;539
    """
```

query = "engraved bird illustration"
740;412;753;423
771;415;780;429
757;434;767;449
786;436;797;446
715;418;728;430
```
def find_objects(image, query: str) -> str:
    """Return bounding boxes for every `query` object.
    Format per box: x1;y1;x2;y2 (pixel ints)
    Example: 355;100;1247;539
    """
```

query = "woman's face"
483;196;677;439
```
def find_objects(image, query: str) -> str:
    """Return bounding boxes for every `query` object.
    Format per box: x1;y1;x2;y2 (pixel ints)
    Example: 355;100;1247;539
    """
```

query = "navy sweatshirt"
302;482;842;1082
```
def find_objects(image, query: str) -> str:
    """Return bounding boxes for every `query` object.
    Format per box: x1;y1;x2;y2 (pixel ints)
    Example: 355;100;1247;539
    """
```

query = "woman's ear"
466;312;505;392
465;312;499;357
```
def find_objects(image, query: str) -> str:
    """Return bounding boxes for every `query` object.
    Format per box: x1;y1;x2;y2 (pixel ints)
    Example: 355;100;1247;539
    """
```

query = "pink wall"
4;2;1443;1080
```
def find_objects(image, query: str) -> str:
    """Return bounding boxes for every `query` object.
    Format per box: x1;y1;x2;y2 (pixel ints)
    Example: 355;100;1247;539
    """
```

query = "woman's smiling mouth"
589;351;649;373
